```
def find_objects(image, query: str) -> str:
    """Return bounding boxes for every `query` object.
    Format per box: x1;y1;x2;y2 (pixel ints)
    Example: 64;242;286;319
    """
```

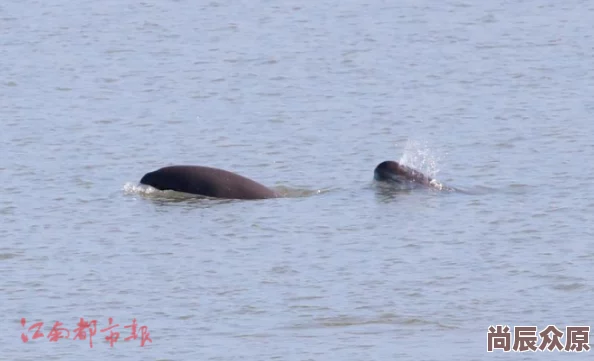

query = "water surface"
1;0;593;360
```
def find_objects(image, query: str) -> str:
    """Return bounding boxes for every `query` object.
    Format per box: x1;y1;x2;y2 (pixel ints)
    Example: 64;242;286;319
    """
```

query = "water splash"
123;182;155;195
397;139;442;179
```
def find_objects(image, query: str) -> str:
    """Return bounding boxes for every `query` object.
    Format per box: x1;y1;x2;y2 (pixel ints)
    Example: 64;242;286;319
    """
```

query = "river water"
1;0;593;360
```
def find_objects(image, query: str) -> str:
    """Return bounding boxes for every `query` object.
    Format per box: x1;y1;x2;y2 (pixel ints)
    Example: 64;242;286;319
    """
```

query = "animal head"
373;161;431;185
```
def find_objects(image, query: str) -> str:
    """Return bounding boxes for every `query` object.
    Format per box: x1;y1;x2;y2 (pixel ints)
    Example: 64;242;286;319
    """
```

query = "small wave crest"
123;182;329;200
271;186;330;198
122;182;200;201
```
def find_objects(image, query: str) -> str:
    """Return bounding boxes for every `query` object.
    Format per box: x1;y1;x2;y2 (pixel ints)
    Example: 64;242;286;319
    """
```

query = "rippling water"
2;0;593;360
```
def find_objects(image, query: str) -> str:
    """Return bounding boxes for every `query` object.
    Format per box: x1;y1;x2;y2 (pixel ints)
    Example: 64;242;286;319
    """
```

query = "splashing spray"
397;139;442;180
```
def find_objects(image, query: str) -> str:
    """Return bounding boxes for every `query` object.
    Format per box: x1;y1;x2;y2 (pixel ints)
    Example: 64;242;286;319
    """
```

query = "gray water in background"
1;0;593;360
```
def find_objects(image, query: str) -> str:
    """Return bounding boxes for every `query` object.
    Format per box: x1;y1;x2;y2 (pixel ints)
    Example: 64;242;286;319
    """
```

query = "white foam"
429;179;444;190
122;182;157;195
